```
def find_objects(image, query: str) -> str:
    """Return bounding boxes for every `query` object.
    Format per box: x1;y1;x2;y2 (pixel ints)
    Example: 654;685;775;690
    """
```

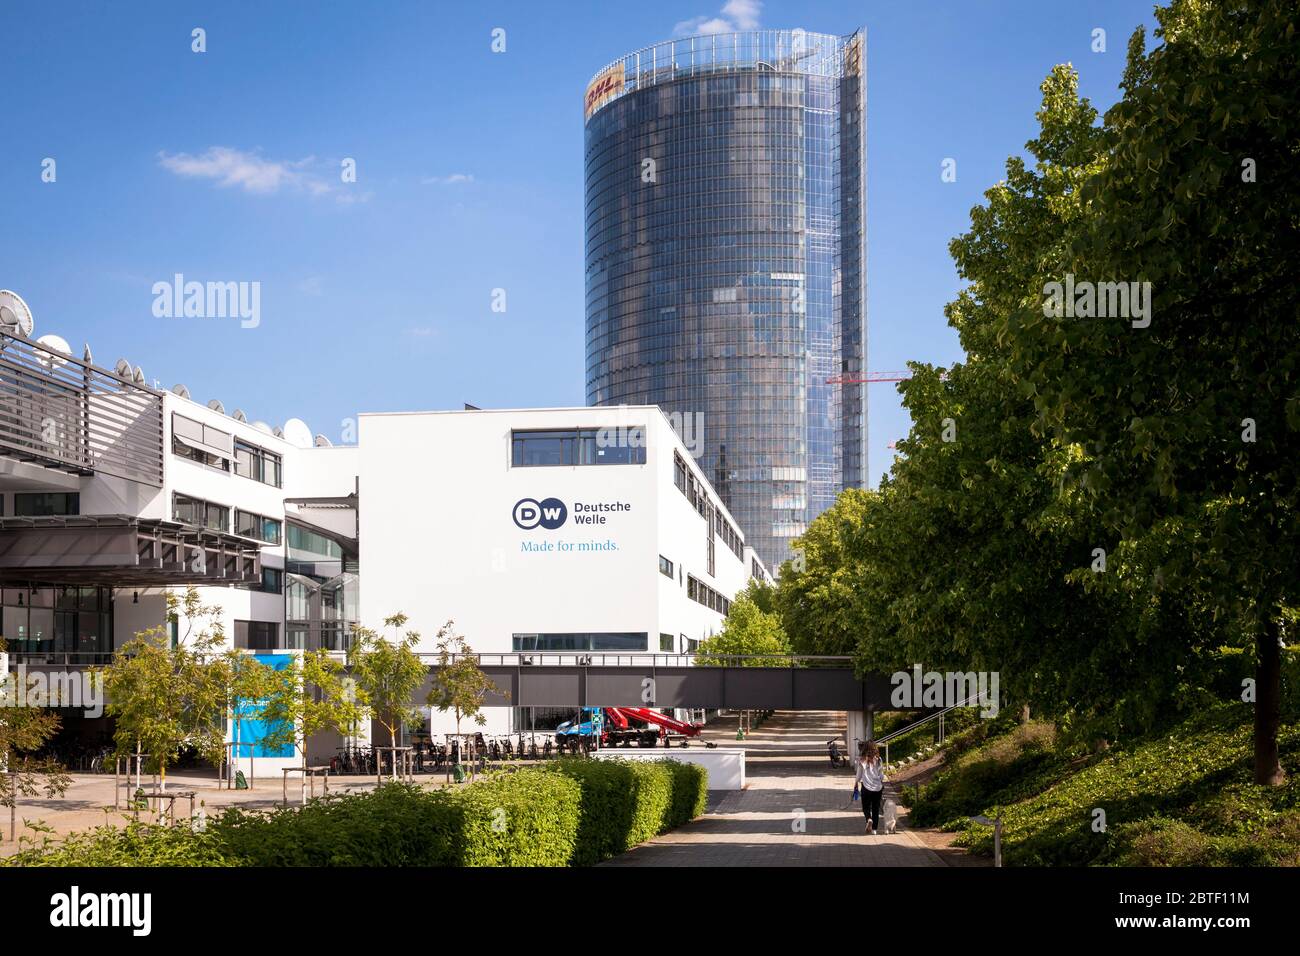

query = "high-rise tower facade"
584;29;866;571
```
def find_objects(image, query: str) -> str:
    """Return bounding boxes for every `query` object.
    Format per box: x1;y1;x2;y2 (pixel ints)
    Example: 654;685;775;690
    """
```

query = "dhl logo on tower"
584;64;625;119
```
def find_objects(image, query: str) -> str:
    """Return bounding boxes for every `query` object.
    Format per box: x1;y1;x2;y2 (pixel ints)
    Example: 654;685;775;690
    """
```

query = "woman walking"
854;741;886;835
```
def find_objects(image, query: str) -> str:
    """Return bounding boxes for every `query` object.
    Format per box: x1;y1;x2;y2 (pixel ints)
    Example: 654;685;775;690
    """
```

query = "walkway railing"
872;693;985;765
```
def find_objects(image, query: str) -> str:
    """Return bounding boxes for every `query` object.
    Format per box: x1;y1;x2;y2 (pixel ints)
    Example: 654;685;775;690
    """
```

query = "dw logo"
513;497;567;531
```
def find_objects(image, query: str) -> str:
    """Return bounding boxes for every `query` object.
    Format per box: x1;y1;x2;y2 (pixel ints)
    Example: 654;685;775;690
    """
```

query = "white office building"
0;311;769;756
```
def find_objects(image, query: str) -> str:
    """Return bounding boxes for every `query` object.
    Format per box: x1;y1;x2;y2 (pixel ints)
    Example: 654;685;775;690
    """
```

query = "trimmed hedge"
542;757;709;865
3;759;706;868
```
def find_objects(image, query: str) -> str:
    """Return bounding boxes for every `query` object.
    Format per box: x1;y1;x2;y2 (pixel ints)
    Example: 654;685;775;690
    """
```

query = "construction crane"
826;370;912;385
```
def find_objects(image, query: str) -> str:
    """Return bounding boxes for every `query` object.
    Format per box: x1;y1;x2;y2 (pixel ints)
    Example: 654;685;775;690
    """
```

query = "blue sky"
0;0;1156;484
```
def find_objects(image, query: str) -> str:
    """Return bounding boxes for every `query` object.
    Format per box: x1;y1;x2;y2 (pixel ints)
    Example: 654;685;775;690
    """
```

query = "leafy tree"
984;1;1298;783
348;614;427;779
259;647;363;797
427;622;506;774
217;650;281;789
99;588;229;790
697;593;790;665
776;489;877;656
0;638;71;842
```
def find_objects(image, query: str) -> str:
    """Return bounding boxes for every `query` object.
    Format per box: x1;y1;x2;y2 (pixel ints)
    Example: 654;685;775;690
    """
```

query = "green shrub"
453;769;579;866
5;819;241;867
4;758;702;868
664;760;708;828
545;757;707;864
213;783;460;866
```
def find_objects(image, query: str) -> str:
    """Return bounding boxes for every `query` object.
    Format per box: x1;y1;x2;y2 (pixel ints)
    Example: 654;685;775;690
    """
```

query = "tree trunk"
1254;617;1285;786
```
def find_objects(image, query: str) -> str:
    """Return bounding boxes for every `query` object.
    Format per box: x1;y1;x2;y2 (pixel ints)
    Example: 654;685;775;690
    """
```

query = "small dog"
881;798;898;835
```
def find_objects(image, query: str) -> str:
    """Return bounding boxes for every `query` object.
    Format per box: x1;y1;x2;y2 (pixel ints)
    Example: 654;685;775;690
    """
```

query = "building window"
14;493;79;516
234;620;280;650
286;523;343;559
687;575;729;616
257;567;283;594
172;413;233;471
512;633;648;652
659;555;673;578
673;453;688;493
234;440;282;488
511;428;646;467
173;494;229;532
659;633;674;652
235;509;282;545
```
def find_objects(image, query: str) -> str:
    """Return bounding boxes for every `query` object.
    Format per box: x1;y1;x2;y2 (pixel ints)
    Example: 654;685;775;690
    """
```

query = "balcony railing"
0;332;164;487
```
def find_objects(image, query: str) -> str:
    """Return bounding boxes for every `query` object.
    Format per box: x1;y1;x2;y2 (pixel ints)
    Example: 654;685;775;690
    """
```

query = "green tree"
427;622;505;776
348;614;427;779
99;588;229;790
697;593;790;665
0;638;71;842
260;647;363;799
983;1;1298;783
218;650;280;789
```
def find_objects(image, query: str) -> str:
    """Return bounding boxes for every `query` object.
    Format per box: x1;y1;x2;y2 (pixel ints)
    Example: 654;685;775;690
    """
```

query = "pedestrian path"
602;710;947;867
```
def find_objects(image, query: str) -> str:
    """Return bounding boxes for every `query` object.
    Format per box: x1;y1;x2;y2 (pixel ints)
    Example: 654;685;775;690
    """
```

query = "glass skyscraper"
584;29;866;571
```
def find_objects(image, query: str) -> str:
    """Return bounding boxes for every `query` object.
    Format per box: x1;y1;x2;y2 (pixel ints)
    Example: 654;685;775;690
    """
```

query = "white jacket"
854;756;885;792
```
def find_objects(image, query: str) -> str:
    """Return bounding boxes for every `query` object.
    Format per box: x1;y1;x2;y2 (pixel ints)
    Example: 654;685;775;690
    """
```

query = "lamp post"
970;814;1002;867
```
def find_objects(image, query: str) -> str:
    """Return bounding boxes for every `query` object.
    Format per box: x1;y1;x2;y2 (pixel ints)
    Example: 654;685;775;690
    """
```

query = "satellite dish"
282;417;313;449
314;434;333;448
272;426;285;439
133;366;145;384
114;358;133;379
172;384;192;400
35;334;72;370
232;409;248;423
207;399;225;415
252;420;273;435
0;291;35;338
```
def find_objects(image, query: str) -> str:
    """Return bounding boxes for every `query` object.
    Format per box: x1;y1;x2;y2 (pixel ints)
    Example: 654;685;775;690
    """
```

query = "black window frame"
14;492;80;517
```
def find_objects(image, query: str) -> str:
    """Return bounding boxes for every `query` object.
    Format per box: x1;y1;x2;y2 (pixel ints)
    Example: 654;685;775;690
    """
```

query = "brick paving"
602;710;947;867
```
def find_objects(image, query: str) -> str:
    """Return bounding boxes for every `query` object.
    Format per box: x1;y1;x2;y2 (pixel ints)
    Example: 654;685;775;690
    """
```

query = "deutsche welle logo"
513;497;567;531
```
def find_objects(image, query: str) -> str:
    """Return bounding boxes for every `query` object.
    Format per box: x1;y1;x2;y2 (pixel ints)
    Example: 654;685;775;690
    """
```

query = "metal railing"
4;650;859;670
417;652;857;668
0;332;164;486
870;693;985;765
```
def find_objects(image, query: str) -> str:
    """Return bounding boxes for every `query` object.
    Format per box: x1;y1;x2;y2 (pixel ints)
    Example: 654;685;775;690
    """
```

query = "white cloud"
421;173;475;186
674;0;761;37
158;146;368;203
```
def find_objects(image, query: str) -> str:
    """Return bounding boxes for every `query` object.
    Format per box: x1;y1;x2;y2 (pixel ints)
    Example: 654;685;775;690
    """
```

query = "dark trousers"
861;788;883;831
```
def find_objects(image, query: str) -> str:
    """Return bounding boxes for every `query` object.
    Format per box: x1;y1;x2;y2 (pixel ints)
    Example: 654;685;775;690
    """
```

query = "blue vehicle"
555;707;604;752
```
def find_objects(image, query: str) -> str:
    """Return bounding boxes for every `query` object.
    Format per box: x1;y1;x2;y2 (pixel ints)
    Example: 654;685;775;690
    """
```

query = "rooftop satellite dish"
114;358;133;379
282;417;313;449
252;420;273;435
272;426;285;439
232;409;248;423
207;398;225;415
0;290;35;338
35;334;72;370
314;434;333;448
133;366;145;384
172;384;192;400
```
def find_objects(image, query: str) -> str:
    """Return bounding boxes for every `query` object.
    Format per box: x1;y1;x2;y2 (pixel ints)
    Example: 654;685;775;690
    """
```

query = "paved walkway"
602;710;947;867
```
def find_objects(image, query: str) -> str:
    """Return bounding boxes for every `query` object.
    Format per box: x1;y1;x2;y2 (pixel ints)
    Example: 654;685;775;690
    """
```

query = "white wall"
358;407;761;737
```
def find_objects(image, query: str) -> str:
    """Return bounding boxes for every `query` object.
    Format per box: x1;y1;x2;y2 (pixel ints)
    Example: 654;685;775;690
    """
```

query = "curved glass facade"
584;29;866;571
